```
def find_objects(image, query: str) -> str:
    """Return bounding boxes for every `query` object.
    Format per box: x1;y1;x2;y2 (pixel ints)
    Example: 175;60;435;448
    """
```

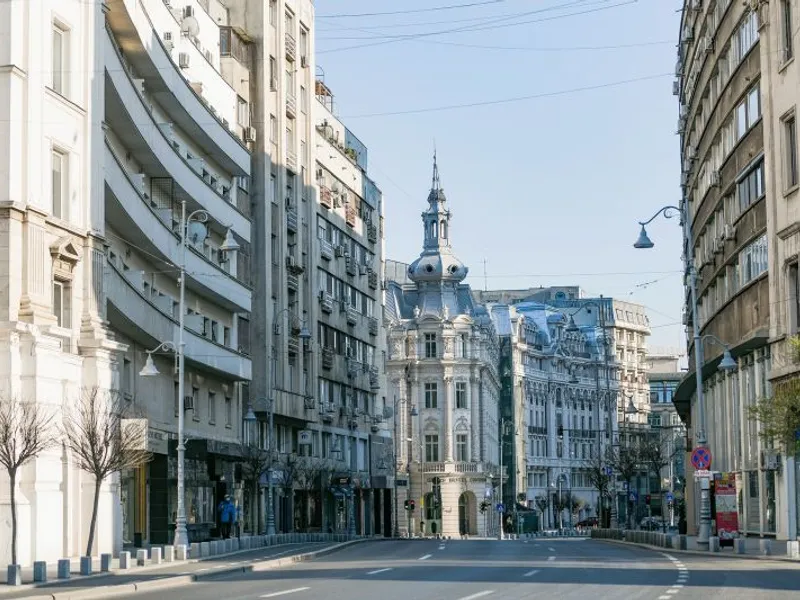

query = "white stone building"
385;159;501;538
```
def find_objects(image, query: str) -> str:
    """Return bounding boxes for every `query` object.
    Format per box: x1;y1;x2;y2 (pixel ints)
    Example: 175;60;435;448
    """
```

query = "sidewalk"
0;538;366;600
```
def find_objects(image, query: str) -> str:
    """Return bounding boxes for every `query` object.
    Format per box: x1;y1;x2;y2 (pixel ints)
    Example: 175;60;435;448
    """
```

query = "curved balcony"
106;0;249;175
105;31;249;242
106;259;251;381
105;142;251;313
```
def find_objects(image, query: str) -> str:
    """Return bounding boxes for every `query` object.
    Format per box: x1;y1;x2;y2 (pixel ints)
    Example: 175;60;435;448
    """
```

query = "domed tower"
407;154;469;315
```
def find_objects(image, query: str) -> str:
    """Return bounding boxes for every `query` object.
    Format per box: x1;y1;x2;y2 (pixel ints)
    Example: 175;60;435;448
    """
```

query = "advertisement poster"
714;472;739;541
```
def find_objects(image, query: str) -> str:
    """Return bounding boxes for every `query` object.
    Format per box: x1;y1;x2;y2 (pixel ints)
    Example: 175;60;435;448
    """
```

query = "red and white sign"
691;447;712;471
714;472;739;540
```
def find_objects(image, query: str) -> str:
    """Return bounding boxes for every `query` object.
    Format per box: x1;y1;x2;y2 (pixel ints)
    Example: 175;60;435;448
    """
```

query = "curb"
595;538;800;565
26;539;369;600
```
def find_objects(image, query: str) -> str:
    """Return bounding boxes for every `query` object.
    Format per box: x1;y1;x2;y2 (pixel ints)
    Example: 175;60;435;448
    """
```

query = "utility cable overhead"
319;0;633;54
318;0;509;19
343;72;671;118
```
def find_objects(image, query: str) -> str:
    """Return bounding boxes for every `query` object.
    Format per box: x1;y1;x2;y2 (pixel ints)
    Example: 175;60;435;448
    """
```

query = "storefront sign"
714;472;739;540
147;428;169;455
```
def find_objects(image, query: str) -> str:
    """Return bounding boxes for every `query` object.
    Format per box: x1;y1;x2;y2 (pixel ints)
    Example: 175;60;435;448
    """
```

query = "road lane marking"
419;554;432;560
456;592;494;600
672;585;684;589
659;596;671;600
367;568;393;575
547;556;556;561
523;569;540;577
666;591;680;595
548;547;555;551
260;588;311;598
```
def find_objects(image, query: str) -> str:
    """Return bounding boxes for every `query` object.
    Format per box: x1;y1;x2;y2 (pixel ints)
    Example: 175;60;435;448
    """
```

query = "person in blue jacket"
218;495;236;539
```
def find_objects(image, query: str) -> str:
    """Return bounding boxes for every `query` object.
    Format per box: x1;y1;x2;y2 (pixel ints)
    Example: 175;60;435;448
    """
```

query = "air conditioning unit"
675;59;683;77
702;35;714;54
334;245;345;257
178;53;190;68
677;116;686;134
685;145;696;161
723;223;736;240
710;170;721;186
683;27;694;42
286;255;297;269
245;126;257;142
359;264;367;275
301;56;308;68
713;236;724;254
672;80;680;96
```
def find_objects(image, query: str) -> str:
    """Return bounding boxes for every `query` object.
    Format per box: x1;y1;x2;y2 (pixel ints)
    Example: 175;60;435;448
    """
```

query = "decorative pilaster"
470;375;481;462
444;374;454;462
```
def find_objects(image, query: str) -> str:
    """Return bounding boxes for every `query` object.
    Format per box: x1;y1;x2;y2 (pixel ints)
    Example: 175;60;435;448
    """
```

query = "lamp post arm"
638;205;683;227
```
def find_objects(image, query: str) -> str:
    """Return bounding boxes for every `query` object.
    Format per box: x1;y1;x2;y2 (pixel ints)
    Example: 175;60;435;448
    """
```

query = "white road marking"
548;547;555;552
197;568;210;572
419;554;432;560
547;556;556;561
666;591;680;595
523;569;540;577
659;596;672;600
672;585;684;589
367;568;393;575
456;592;494;600
260;588;311;599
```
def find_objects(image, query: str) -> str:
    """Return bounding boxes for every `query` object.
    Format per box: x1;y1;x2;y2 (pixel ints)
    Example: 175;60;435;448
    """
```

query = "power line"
403;38;676;52
342;72;672;118
318;0;510;19
318;0;633;54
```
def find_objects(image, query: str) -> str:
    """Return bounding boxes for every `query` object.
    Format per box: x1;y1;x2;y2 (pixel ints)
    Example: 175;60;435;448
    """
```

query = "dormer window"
424;333;437;358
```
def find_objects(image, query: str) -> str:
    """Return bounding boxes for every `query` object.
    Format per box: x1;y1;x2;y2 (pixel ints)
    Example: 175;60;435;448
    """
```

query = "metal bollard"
7;565;22;586
79;556;92;576
734;538;746;555
176;545;188;561
136;549;148;566
151;547;163;564
164;545;175;562
101;553;113;572
33;561;47;583
57;558;71;579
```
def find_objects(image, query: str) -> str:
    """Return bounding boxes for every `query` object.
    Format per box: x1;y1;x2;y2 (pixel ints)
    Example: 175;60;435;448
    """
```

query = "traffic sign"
496;503;505;513
693;469;712;479
604;466;613;476
691;447;712;471
666;492;674;503
629;491;638;502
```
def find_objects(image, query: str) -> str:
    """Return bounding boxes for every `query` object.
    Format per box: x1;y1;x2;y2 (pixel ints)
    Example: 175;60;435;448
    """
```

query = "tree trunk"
85;477;103;557
660;488;666;532
9;468;18;565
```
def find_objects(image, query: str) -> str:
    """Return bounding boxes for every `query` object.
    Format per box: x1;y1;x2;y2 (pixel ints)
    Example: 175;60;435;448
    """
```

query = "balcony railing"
320;187;333;209
368;317;378;336
287;150;298;173
320;238;333;260
286;92;297;119
368;271;378;289
287;272;299;292
285;32;296;60
322;347;334;370
346;306;359;326
367;223;377;243
345;204;357;227
319;291;333;313
286;208;298;232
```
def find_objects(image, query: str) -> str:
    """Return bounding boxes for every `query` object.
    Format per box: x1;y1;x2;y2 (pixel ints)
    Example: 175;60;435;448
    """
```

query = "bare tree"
0;396;57;565
238;443;277;534
585;449;613;527
533;495;548;529
553;491;572;528
62;387;151;556
639;429;681;532
294;456;332;531
610;442;642;529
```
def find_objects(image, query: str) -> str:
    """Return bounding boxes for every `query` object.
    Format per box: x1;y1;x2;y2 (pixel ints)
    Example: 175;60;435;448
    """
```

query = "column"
444;375;454;462
470;376;481;462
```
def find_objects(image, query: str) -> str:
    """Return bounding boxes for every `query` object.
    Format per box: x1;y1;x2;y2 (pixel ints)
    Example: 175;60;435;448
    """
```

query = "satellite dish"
188;221;207;245
181;15;200;38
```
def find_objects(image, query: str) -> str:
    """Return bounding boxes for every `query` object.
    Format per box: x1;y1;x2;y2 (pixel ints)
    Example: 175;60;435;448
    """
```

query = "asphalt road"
0;543;334;600
107;537;800;600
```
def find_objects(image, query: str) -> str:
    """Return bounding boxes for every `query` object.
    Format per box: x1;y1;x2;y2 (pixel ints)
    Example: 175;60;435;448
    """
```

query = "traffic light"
409;499;416;512
645;495;651;506
557;425;564;438
404;500;409;510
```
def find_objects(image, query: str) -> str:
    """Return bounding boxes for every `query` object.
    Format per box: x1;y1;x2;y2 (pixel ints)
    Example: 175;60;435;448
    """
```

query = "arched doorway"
458;491;478;535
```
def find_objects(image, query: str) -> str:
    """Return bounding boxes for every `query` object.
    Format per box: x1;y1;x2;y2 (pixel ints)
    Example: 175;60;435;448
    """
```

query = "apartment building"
385;159;501;538
673;0;777;538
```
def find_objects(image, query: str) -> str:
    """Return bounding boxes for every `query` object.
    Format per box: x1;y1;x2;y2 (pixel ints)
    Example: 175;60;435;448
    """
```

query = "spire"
432;148;440;192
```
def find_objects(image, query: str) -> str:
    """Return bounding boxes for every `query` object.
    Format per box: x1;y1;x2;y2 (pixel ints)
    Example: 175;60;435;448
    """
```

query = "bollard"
760;539;772;556
151;547;163;564
164;545;175;562
190;543;201;558
101;553;112;572
136;549;147;566
119;551;131;569
7;565;22;586
200;542;210;557
57;558;71;579
709;536;720;552
80;556;92;576
734;538;746;555
788;541;800;559
176;545;188;561
33;561;47;583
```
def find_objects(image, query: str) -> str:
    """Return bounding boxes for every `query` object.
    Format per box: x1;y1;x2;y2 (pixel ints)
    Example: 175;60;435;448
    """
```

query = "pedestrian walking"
218;495;235;539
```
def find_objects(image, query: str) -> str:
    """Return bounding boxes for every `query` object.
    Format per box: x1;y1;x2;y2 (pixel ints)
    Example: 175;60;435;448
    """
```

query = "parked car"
575;517;599;528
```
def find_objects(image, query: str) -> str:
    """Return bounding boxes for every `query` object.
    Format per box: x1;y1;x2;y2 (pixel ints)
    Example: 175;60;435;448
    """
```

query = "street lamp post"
634;206;737;545
139;200;239;550
393;398;418;537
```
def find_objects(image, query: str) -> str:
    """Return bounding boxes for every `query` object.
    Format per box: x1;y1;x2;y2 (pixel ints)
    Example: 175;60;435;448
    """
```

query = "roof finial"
432;143;440;191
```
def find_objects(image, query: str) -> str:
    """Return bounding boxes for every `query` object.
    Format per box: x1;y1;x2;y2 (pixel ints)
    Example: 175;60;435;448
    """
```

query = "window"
455;382;467;409
300;27;309;62
460;335;468;358
424;434;439;462
300;85;308;113
735;84;761;140
737;159;765;212
424;333;437;358
269;56;277;90
53;279;71;328
52;149;67;219
455;434;468;461
52;23;67;95
225;396;232;427
781;0;793;62
269;0;277;25
424;382;438;409
208;391;216;424
790;263;800;333
739;234;768;286
192;387;200;421
269;114;277;143
784;114;798;188
237;97;249;128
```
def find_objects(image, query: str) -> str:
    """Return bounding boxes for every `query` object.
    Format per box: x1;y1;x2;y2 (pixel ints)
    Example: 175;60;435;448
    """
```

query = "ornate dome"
408;251;468;283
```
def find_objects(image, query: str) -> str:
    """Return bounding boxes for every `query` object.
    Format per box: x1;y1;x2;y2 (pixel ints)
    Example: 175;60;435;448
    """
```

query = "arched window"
432;220;438;238
440;219;448;239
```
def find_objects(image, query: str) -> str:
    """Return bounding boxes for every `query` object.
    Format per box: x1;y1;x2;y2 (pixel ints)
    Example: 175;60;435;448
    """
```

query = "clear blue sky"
315;0;684;351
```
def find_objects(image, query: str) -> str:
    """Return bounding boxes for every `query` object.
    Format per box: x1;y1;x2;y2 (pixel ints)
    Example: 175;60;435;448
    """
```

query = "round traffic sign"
496;503;505;513
691;447;712;471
